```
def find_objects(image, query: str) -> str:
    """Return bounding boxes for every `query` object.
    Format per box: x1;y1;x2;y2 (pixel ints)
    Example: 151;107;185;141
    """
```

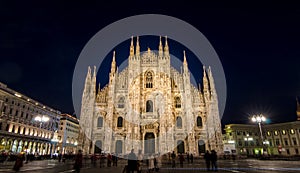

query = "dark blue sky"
0;1;300;126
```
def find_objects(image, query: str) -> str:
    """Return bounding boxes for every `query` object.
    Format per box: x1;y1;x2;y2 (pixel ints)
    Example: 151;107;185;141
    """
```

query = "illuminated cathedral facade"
79;36;223;155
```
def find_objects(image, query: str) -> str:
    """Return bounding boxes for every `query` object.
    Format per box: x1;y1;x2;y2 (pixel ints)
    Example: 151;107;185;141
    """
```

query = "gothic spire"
164;36;169;56
159;36;163;57
183;50;188;73
136;36;140;56
203;66;209;93
110;51;116;74
130;36;134;57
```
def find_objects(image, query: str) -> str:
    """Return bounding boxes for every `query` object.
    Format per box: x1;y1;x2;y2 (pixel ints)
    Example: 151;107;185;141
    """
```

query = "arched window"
116;140;123;154
118;96;125;108
117;117;123;127
197;116;203;127
176;116;182;128
94;140;102;154
145;71;153;88
146;100;153;112
175;97;181;108
97;117;103;128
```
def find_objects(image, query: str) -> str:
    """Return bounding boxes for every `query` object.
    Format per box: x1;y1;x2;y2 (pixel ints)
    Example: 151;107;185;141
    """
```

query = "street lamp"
251;114;266;155
34;115;49;155
34;115;50;127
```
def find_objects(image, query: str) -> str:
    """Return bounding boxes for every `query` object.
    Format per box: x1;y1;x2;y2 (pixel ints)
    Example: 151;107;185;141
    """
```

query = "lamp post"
251;114;266;155
34;115;49;155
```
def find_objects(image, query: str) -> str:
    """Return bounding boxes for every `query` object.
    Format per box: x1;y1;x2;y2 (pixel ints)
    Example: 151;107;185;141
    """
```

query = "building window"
275;139;280;146
3;106;6;112
196;116;202;127
274;131;278;136
292;137;297;145
295;148;299;155
145;71;153;88
267;131;271;136
238;139;242;146
146;100;153;112
282;130;286;135
237;131;241;135
97;117;103;128
175;97;181;108
176;116;182;128
286;149;290;155
284;138;288;146
118;96;125;108
290;129;295;134
117;117;123;127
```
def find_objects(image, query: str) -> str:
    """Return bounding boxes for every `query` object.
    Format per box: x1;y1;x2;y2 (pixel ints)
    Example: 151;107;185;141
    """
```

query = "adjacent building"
224;121;300;156
80;36;223;155
0;82;61;155
57;114;80;154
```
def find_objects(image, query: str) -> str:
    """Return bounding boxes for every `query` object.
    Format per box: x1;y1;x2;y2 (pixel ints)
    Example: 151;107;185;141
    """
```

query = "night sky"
1;1;300;126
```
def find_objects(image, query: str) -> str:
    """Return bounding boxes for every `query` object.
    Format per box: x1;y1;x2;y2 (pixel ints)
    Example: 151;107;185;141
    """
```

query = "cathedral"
79;36;223;156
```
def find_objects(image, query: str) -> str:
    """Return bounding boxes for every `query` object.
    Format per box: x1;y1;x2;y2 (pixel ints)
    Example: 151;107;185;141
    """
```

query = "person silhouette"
204;150;211;171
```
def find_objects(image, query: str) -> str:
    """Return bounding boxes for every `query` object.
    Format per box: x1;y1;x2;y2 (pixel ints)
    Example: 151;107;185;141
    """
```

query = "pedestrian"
13;154;23;172
107;153;112;167
171;151;176;168
127;149;137;173
137;150;143;173
148;154;155;173
73;150;83;173
186;152;190;163
113;154;118;167
190;153;193;164
179;153;184;168
58;153;62;162
211;150;218;171
204;150;211;171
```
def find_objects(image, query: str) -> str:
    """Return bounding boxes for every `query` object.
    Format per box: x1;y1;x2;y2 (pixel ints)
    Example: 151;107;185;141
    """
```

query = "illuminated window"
274;131;278;136
145;72;153;88
267;131;271;136
175;97;181;108
290;129;295;134
282;130;286;135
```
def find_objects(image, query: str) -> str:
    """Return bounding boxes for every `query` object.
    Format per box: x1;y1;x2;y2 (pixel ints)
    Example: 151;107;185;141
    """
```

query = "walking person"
127;149;137;173
211;150;218;171
171;151;176;168
190;153;193;164
186;152;190;163
204;150;211;171
13;154;23;172
179;153;184;168
73;150;83;173
137;150;143;173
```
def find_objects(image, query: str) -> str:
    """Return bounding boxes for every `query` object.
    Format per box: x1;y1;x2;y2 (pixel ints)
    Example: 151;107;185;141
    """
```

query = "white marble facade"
80;36;223;155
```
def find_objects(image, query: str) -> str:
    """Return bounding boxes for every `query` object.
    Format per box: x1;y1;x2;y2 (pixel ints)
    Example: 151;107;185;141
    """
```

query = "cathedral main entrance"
144;133;155;154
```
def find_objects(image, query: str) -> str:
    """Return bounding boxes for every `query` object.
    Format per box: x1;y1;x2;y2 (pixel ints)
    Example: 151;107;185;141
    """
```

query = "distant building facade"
80;36;223;155
224;121;300;156
0;82;61;155
57;114;80;154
